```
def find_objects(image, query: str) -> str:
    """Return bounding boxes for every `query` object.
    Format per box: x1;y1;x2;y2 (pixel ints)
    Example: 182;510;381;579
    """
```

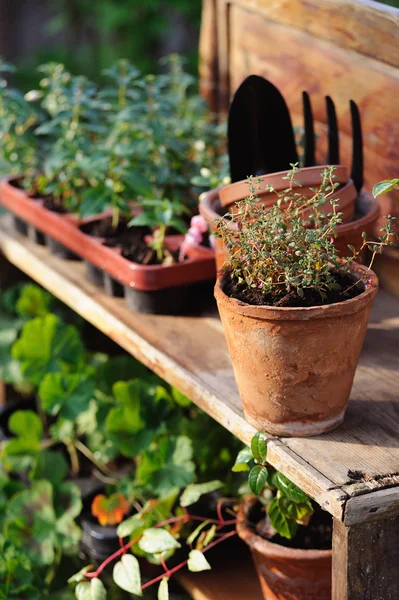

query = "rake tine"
350;100;363;194
302;91;316;167
326;96;340;165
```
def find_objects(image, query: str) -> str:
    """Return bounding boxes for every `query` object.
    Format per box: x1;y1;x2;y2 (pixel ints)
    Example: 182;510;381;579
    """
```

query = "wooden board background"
199;0;399;232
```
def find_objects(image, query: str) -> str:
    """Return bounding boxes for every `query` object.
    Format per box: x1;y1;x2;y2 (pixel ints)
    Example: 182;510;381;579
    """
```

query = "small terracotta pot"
236;498;332;600
226;179;357;225
200;188;380;272
214;264;378;436
219;165;348;207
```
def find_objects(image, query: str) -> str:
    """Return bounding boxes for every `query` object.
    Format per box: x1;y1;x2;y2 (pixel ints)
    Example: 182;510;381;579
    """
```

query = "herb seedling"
233;432;314;539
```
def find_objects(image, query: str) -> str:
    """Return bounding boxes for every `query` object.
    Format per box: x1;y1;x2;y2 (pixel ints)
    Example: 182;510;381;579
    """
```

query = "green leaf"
137;436;195;496
171;386;191;407
232;447;253;472
30;450;69;484
158;578;169;600
248;465;268;496
273;473;309;504
187;550;211;572
268;497;298;539
96;356;148;396
50;418;74;443
68;566;92;584
12;314;84;385
106;380;152;457
372;179;399;198
8;409;42;439
138;528;181;554
113;554;142;595
186;520;212;545
116;514;148;539
16;284;53;317
203;524;217;546
279;497;313;525
39;372;94;419
90;578;107;600
54;481;82;526
180;480;223;507
76;579;107;600
4;480;56;566
251;432;267;463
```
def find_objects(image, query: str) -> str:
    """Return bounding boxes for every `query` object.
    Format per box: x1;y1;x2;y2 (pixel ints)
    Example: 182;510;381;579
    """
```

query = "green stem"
157;224;166;263
74;439;114;477
118;62;127;108
67;441;80;477
112;205;120;230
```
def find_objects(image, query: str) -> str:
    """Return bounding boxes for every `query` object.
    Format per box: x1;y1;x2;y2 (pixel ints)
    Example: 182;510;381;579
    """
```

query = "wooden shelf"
1;217;398;525
177;544;262;600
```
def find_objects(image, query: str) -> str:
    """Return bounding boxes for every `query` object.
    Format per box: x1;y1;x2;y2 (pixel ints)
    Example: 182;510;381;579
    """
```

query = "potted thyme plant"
234;432;332;600
214;166;396;436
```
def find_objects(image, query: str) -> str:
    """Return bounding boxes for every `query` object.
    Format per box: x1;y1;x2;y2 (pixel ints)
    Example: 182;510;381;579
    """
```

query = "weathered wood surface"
0;220;398;523
199;0;219;111
332;515;399;599
344;487;399;526
177;541;263;600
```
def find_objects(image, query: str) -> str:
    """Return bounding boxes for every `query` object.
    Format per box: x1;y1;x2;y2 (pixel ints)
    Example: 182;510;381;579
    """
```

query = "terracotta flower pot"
214;264;378;436
200;188;380;272
219;165;348;207
236;498;332;600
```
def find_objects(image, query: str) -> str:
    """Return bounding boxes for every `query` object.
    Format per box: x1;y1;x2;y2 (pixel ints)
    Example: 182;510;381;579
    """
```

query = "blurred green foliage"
14;0;202;90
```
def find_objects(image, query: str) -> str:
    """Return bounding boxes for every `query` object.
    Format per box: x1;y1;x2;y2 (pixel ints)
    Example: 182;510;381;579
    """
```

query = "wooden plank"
1;220;398;523
199;0;219;111
226;5;399;197
344;487;399;526
332;516;399;599
228;0;399;68
177;541;263;600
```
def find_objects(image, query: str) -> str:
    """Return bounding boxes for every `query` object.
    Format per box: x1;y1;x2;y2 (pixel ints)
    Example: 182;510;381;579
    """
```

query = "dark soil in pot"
43;196;68;214
225;269;365;307
80;215;137;240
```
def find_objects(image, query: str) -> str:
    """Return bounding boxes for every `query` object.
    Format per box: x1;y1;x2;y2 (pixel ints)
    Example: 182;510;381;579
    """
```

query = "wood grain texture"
1;219;398;523
199;0;219;111
227;5;399;200
344;487;399;525
205;0;399;238
228;0;399;68
332;516;399;599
